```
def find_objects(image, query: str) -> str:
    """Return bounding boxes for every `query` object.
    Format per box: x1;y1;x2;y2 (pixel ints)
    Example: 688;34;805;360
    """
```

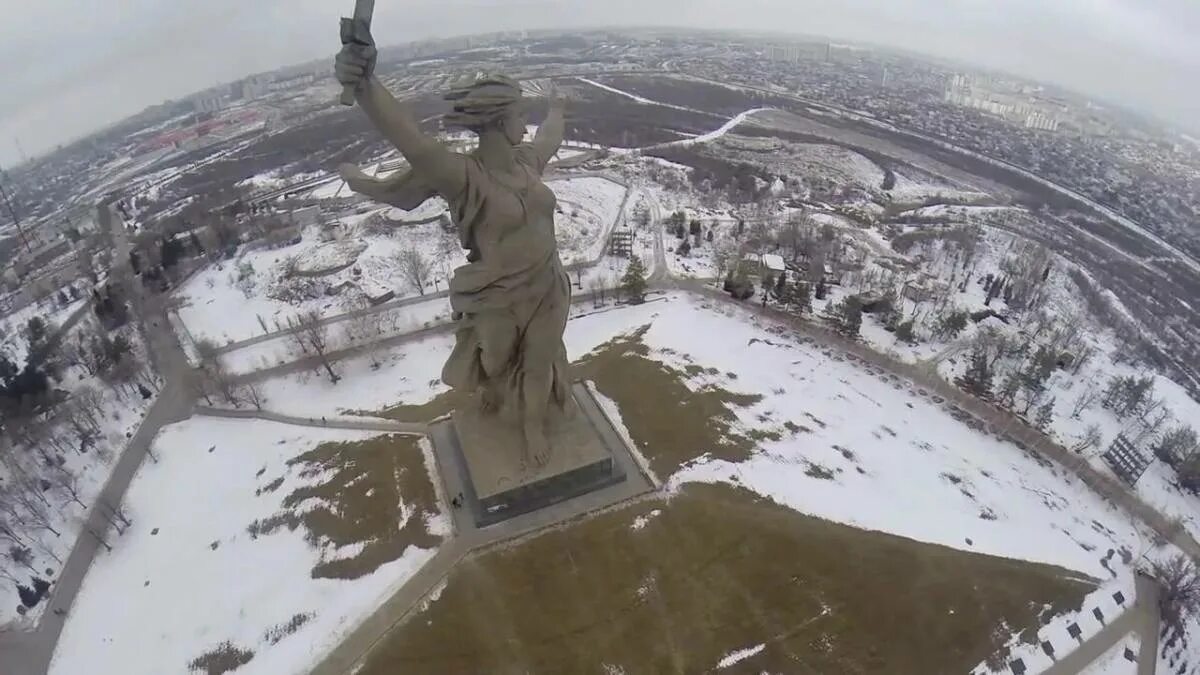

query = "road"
0;203;201;675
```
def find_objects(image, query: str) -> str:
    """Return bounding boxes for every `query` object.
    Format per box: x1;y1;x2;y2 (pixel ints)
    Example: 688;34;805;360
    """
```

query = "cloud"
0;0;1197;164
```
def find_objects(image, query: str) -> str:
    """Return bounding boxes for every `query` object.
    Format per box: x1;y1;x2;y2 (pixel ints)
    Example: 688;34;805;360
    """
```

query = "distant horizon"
2;20;1195;169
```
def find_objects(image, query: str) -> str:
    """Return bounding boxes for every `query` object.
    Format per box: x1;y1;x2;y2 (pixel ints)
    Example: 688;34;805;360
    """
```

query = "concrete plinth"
435;383;626;527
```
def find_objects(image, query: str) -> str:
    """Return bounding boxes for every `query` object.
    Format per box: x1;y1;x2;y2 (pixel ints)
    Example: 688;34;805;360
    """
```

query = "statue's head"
444;74;529;146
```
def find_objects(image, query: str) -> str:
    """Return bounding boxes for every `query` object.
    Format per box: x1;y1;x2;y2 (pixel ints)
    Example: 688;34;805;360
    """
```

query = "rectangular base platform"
434;383;627;527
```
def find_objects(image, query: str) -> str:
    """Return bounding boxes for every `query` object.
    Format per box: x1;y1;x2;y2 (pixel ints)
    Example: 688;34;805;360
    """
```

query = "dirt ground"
248;433;440;579
357;483;1090;674
355;327;1091;674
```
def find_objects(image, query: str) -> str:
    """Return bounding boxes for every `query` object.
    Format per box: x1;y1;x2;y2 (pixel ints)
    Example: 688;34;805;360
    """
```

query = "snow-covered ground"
0;295;87;368
47;418;441;675
1;319;157;628
251;331;454;417
176;176;626;346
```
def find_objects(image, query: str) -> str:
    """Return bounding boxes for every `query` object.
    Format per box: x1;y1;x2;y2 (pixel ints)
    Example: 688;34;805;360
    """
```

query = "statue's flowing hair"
442;74;527;131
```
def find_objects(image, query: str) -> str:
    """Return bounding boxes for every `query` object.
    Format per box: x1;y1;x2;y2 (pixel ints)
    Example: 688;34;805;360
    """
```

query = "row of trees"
3;312;154;610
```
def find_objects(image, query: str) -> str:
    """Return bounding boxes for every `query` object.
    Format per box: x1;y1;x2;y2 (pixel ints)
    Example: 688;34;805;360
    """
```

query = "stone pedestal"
439;383;626;527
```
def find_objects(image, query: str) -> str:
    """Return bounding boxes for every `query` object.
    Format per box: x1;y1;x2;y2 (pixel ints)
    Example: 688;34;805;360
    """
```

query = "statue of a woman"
336;29;570;468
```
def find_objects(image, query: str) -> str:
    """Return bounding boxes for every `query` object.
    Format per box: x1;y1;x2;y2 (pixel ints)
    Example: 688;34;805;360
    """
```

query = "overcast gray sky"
1;0;1198;166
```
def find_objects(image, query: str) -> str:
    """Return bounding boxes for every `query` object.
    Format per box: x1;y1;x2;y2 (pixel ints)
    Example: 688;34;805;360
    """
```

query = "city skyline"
1;0;1199;166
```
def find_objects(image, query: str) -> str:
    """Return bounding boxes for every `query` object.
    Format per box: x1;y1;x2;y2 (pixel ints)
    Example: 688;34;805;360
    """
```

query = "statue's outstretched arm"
357;77;466;197
533;96;566;171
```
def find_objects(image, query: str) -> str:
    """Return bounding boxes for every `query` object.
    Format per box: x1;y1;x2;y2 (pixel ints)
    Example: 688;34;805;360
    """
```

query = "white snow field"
175;176;625;346
47;419;441;675
1079;634;1139;675
47;292;1190;673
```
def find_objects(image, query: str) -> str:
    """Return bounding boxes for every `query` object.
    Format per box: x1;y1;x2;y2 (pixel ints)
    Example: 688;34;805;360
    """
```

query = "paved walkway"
193;405;428;435
1042;574;1160;675
0;203;202;675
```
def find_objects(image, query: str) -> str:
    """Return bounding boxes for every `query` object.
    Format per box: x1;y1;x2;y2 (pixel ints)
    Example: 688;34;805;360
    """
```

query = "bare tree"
395;248;432;296
190;376;214;407
196;339;239;406
0;482;61;538
1152;554;1200;642
293;310;339;383
1070;378;1101;418
344;299;385;369
242;382;266;411
1068;424;1103;454
51;466;87;510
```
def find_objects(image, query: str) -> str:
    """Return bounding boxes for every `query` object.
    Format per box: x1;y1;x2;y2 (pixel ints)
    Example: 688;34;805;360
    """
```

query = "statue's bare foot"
524;426;551;469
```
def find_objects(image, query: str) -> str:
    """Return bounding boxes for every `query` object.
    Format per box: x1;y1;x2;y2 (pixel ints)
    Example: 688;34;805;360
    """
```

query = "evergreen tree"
823;296;863;338
1180;454;1200;493
793;281;813;315
957;347;994;399
894;319;916;343
620;257;648;305
1035;398;1055;431
934;311;970;339
985;278;1001;306
998;371;1021;409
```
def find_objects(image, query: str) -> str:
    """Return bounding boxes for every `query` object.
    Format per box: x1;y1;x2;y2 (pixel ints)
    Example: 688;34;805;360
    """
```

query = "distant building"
193;94;224;114
761;254;786;285
945;73;1062;132
234;74;271;101
1023;112;1060;132
767;43;827;63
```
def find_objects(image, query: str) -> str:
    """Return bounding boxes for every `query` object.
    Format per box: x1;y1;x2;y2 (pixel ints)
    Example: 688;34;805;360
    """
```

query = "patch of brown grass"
571;326;766;476
248;434;440;579
263;612;315;645
374;325;770;478
188;642;254;675
374;389;462;423
357;483;1091;675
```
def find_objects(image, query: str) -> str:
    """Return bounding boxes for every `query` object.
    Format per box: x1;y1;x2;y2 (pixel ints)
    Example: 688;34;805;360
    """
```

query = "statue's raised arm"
334;27;467;200
532;90;566;172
